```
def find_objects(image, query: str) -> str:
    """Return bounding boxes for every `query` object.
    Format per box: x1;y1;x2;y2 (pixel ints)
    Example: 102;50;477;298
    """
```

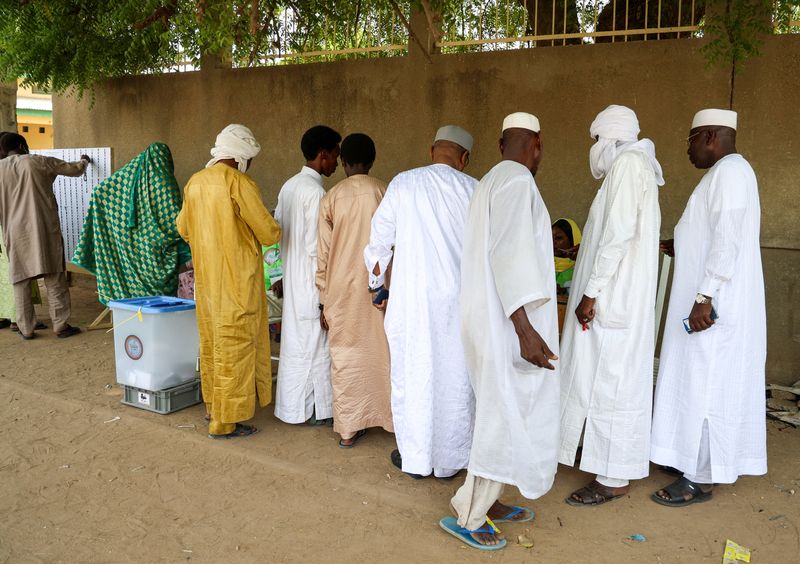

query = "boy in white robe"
274;126;340;426
364;125;477;479
439;113;559;551
650;109;766;506
559;105;664;506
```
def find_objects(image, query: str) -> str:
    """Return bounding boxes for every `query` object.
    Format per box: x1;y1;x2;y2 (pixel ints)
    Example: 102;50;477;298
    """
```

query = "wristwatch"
695;293;712;304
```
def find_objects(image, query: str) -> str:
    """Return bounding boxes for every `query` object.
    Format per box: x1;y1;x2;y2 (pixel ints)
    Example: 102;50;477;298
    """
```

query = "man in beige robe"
316;133;393;447
0;133;89;339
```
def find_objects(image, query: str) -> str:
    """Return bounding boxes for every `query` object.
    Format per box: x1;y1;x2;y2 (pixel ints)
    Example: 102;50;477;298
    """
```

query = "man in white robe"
558;105;664;506
364;125;477;479
274;125;340;425
440;113;559;550
650;109;766;506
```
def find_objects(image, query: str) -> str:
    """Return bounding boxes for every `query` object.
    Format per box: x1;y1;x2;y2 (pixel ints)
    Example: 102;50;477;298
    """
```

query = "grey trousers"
13;273;71;336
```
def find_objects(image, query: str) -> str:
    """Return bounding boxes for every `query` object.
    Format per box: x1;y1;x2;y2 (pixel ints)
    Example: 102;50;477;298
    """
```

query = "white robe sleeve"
697;166;748;298
274;191;284;225
583;153;644;298
303;187;323;258
489;177;551;318
363;182;396;289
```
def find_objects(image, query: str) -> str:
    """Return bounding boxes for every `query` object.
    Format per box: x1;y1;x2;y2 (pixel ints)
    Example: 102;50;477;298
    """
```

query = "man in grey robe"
0;133;90;339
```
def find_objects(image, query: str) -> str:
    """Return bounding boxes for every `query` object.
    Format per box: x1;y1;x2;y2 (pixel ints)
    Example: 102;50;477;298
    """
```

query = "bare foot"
470;521;504;545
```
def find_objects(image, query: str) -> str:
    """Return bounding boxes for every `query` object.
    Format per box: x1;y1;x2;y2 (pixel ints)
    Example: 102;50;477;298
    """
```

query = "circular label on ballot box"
125;335;144;360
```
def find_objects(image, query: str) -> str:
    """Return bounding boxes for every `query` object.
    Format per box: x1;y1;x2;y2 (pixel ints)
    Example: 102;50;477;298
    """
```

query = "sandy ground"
1;277;799;564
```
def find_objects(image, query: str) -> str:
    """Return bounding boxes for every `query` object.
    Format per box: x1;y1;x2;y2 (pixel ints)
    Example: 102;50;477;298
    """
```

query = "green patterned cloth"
72;143;191;305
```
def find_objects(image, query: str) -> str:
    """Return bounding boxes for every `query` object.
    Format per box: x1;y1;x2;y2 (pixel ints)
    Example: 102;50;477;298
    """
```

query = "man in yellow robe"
316;133;393;448
177;125;281;439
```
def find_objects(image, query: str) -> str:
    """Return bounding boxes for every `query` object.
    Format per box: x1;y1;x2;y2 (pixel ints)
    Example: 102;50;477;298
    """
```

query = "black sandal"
390;449;428;479
208;423;259;440
338;429;367;449
565;480;628;507
56;325;81;339
651;477;713;507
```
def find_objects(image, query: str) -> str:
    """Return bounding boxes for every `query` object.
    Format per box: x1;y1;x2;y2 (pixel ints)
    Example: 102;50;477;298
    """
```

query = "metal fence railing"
439;0;705;52
160;1;799;71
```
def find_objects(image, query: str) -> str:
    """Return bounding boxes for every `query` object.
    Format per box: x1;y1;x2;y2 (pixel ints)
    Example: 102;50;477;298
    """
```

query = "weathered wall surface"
54;36;800;384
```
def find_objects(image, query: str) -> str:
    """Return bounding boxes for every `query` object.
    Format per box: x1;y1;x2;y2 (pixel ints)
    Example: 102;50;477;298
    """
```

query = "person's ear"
460;151;470;169
498;137;505;156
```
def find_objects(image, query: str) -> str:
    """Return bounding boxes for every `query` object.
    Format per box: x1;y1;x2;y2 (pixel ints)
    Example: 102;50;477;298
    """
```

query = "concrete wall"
54;36;800;384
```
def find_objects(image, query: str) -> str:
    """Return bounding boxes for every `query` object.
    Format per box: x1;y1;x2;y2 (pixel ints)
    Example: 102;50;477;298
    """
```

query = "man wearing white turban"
650;109;766;507
177;124;281;439
440;113;559;551
558;105;664;506
206;124;263;172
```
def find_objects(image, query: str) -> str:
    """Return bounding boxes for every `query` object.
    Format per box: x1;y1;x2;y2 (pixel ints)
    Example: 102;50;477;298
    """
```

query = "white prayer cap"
206;124;261;173
502;112;540;134
434;125;474;153
590;105;640;141
691;108;737;130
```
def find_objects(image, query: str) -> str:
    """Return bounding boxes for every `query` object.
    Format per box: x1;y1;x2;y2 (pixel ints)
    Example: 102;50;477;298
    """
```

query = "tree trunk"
595;0;707;42
519;0;581;46
0;81;17;133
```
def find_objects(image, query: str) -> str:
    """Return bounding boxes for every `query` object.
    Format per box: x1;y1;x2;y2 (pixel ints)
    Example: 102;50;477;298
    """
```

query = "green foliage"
0;1;181;96
0;0;797;96
0;1;413;94
700;0;773;71
772;0;800;33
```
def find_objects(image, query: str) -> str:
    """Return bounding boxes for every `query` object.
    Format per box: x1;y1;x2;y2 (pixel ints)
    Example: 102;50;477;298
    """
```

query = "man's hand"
574;295;596;327
372;295;388;312
271;279;283;298
688;301;714;332
659;239;674;257
320;310;329;331
80;154;92;164
510;307;558;370
370;287;388;312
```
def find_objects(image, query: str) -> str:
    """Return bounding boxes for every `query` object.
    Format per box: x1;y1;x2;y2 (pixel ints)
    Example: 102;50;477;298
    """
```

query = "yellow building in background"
16;82;53;149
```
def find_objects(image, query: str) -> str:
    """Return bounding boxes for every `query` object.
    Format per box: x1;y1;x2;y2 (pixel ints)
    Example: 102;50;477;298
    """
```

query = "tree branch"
419;0;444;43
134;0;178;30
388;0;432;63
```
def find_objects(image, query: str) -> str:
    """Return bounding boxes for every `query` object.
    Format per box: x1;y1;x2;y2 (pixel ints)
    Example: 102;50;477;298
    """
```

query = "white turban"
206;124;261;173
589;105;664;186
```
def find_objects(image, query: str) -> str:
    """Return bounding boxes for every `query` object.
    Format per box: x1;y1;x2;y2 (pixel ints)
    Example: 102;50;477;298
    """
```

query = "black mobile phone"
372;287;389;305
683;306;718;334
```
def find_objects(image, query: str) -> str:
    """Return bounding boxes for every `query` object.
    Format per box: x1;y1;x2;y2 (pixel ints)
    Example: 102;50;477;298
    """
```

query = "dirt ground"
1;277;798;563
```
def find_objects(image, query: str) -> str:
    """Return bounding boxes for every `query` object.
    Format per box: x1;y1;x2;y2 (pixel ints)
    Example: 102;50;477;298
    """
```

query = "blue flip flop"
493;505;535;523
438;516;507;551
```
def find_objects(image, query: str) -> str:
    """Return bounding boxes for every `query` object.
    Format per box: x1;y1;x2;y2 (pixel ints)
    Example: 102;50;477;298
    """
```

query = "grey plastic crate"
121;379;202;414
